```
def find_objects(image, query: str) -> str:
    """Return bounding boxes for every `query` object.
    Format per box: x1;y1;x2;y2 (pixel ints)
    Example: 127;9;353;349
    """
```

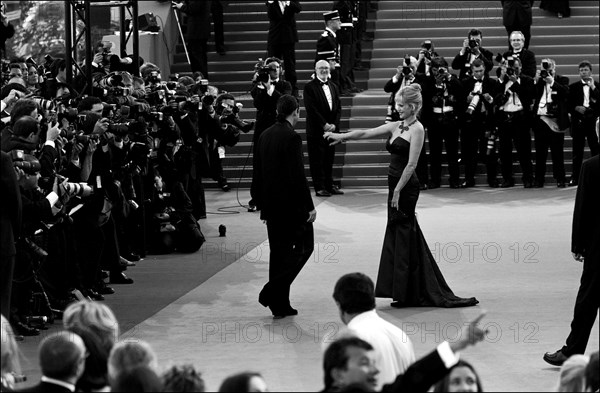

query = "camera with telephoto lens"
468;39;479;49
486;128;498;156
107;120;131;135
11;150;42;174
540;61;551;79
31;97;56;111
257;66;271;84
401;55;412;75
63;182;93;198
147;71;161;84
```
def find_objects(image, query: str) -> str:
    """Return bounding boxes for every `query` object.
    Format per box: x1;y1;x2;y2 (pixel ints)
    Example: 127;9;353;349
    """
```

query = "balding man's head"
315;60;331;81
39;331;87;382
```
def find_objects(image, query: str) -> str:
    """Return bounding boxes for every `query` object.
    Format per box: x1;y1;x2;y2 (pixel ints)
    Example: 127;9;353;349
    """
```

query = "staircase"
170;1;599;189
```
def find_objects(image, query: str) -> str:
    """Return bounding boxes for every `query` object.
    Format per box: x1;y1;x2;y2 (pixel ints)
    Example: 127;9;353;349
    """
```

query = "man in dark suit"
502;31;537;78
544;120;600;367
211;0;227;55
460;59;499;187
451;29;494;80
304;60;343;197
248;57;292;211
19;331;87;392
322;313;486;392
315;11;343;92
0;151;21;319
494;56;536;188
567;60;599;186
532;58;570;188
173;0;211;78
501;0;534;49
251;95;316;319
267;0;301;97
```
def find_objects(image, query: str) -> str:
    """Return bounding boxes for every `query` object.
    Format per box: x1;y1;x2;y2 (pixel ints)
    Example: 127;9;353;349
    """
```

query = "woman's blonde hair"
63;301;119;349
556;354;589;392
395;84;423;117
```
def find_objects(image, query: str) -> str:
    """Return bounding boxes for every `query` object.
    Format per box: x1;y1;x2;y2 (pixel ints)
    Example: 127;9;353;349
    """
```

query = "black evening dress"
375;135;479;308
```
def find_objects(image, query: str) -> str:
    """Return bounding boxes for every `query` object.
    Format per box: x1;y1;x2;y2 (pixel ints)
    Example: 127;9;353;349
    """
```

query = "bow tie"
318;80;329;87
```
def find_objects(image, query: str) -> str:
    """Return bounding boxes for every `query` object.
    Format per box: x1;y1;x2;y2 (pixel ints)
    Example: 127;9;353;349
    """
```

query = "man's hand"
93;118;110;135
71;142;84;161
324;123;336;132
4;89;22;105
450;311;487;353
172;1;183;10
46;122;60;143
482;93;493;103
307;209;317;223
572;253;584;263
86;139;98;156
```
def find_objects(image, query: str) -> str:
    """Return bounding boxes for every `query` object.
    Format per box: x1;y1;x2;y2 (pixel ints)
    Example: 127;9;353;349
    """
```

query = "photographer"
532;58;570;188
43;58;77;100
383;56;425;123
567;60;599;186
460;59;499;188
249;57;289;210
501;31;537;79
415;40;439;76
494;56;536;188
451;29;493;80
423;57;464;189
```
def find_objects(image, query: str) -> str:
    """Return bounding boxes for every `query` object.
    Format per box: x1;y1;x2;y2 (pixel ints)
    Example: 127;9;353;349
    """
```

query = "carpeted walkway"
15;187;599;392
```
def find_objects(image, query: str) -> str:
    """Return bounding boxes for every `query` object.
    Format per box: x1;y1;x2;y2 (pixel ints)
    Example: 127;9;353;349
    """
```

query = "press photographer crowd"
0;43;258;340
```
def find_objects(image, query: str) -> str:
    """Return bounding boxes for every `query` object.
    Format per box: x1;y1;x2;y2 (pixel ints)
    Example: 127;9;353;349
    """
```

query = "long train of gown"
375;136;479;308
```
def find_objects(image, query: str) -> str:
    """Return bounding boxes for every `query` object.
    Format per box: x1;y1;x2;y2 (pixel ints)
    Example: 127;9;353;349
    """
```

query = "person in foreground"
251;94;316;319
544;119;600;367
324;84;478;308
322;312;487;392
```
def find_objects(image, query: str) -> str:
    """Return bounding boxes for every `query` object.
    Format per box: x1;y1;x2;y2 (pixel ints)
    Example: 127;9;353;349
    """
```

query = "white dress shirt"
318;78;333;110
346;310;416;389
582;81;590;108
502;78;524;112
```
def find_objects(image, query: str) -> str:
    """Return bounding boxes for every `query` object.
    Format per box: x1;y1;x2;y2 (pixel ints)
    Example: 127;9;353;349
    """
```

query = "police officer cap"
323;10;340;21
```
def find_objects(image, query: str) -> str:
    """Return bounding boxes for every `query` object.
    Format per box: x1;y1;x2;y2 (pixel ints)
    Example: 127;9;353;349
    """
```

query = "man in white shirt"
332;272;415;390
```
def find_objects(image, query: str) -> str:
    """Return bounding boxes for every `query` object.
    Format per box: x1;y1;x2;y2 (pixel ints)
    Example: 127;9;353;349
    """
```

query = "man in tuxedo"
502;31;537;78
501;0;534;49
532;58;570;188
544;120;600;367
451;29;494;80
304;60;343;197
567;60;599;186
315;11;343;92
494;56;536;188
322;313;487;392
251;95;316;319
460;59;499;187
267;0;301;97
248;57;292;211
173;0;211;78
20;331;87;392
211;0;227;55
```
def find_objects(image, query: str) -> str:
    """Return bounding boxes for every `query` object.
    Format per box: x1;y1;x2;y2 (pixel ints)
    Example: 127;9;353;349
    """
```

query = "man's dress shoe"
316;190;332;197
543;350;568;366
110;272;134;284
328;186;344;195
271;307;298;319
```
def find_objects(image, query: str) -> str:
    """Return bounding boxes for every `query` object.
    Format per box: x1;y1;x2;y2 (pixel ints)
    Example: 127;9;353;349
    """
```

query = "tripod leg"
173;8;192;68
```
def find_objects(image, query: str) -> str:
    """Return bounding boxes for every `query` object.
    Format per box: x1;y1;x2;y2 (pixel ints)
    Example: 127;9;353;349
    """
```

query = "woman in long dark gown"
325;85;478;308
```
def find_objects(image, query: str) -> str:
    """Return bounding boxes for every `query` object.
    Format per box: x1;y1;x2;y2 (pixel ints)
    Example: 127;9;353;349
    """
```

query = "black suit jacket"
572;155;600;262
180;0;212;41
461;75;498;116
451;47;494;79
380;348;450;392
501;0;534;27
534;77;570;130
303;78;341;137
494;74;536;113
502;49;537;78
251;120;314;222
0;151;21;258
567;79;600;120
267;0;301;45
17;381;73;392
251;79;293;135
